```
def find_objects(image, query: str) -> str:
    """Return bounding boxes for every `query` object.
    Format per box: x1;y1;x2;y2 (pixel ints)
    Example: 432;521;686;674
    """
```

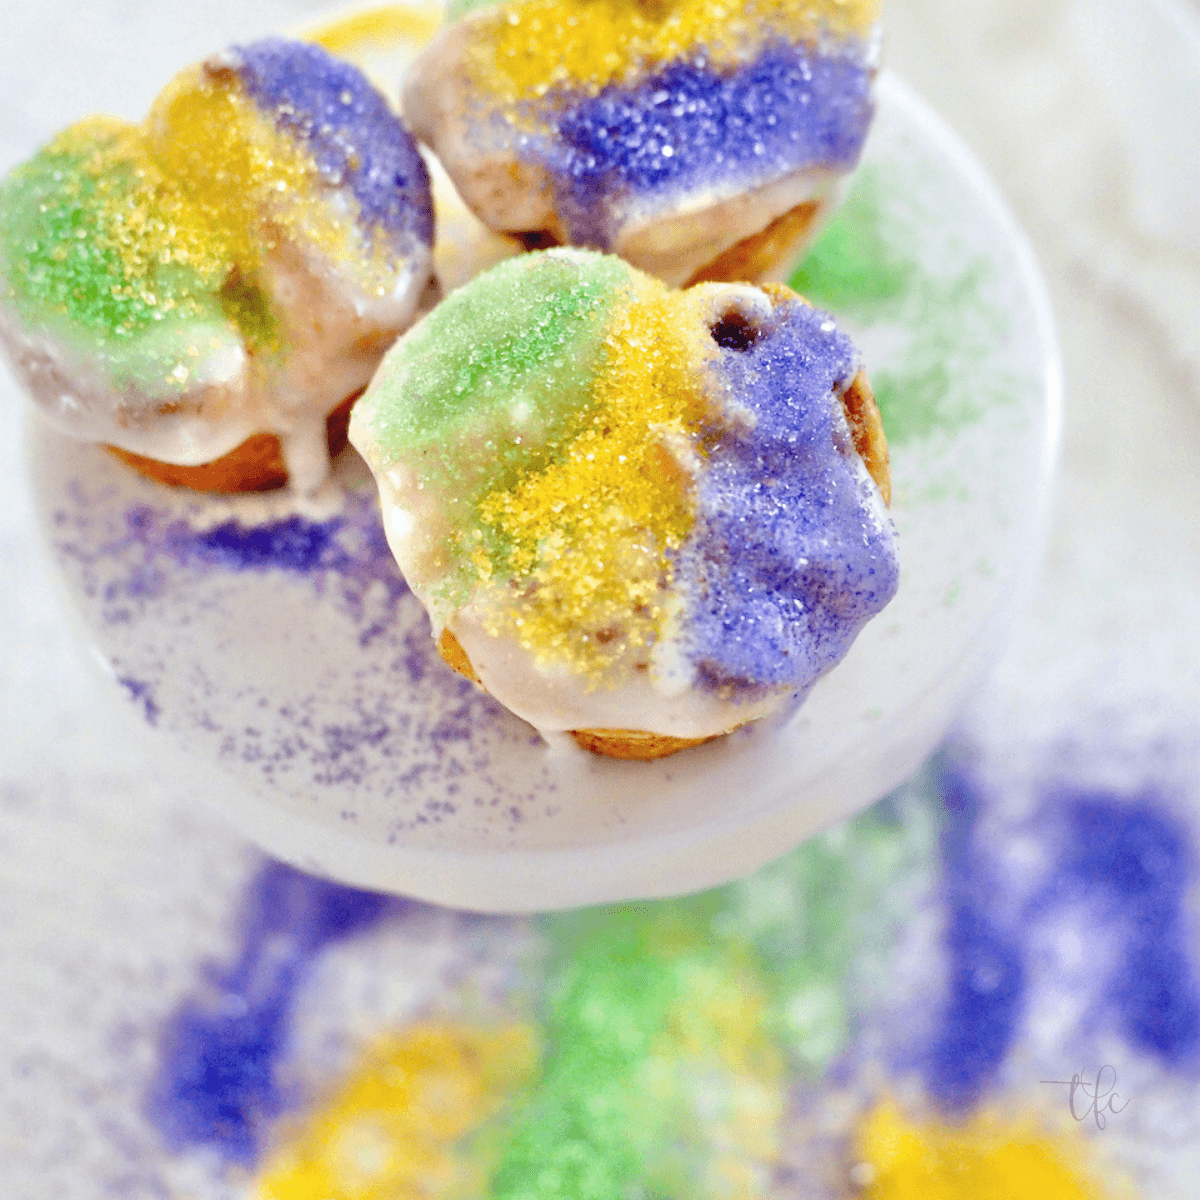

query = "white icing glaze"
447;607;793;738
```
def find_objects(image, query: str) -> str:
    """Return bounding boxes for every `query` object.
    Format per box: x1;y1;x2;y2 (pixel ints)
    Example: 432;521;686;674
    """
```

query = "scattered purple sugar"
163;513;344;574
146;860;411;1166
52;472;552;827
917;747;1200;1116
675;296;898;694
63;491;410;640
1037;794;1200;1065
922;756;1027;1113
538;42;873;247
231;38;432;249
118;675;160;726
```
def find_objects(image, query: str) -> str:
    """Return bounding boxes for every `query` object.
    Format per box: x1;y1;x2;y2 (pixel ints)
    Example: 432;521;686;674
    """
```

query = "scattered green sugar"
490;904;782;1200
790;169;912;319
871;258;1016;445
720;768;942;1069
791;166;1015;444
479;775;941;1198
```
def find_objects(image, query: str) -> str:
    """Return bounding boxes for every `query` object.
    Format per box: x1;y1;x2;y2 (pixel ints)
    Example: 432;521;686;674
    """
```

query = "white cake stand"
26;72;1059;912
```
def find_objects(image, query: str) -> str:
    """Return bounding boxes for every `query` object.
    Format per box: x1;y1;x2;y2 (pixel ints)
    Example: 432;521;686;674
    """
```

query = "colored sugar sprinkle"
147;67;327;293
360;251;627;529
547;44;875;248
148;47;410;298
1038;793;1200;1064
254;1025;538;1200
166;513;349;574
489;905;785;1199
674;289;896;692
922;757;1027;1113
469;0;880;102
429;0;879;252
66;493;408;650
723;764;942;1069
357;250;705;671
157;782;936;1182
0;39;428;388
853;1101;1109;1199
0;117;231;358
231;38;432;249
476;278;716;674
148;862;406;1166
918;749;1200;1119
789;168;911;319
791;168;1015;445
472;790;936;1194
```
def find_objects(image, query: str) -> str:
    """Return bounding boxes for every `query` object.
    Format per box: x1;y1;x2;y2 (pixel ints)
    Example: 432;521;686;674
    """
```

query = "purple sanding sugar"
532;41;873;248
118;675;160;725
163;513;343;573
922;758;1200;1115
231;38;433;248
91;495;409;646
923;756;1027;1113
1039;794;1200;1064
147;861;411;1166
674;296;898;695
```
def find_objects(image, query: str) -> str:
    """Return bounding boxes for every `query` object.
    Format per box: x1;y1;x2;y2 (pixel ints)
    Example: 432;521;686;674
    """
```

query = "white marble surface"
2;0;1199;1192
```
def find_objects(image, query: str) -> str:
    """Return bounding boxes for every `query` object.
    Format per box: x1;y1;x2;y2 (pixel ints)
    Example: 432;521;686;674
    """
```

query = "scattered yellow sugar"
253;1024;538;1200
853;1100;1121;1200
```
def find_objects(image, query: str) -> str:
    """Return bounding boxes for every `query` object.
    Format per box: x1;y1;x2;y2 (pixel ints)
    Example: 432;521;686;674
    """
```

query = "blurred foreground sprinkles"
135;726;1200;1196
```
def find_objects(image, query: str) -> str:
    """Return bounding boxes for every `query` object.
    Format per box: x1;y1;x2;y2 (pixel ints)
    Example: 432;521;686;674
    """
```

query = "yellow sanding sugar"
147;65;395;295
254;1024;539;1200
469;0;881;101
853;1100;1123;1200
44;116;227;308
476;276;722;676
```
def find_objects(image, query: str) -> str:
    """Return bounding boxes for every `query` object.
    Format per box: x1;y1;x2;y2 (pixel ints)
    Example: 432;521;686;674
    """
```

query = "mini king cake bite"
350;249;898;760
403;0;881;286
0;38;434;493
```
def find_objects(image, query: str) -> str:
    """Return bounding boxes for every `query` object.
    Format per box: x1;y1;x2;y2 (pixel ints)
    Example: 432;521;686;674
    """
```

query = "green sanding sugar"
491;904;780;1199
365;251;627;462
0;120;252;394
483;775;941;1198
724;767;942;1068
791;165;1015;445
0;123;217;344
790;168;912;319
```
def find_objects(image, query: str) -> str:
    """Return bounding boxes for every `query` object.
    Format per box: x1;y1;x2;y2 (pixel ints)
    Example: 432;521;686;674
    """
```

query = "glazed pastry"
402;0;880;287
349;249;898;759
0;38;433;493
